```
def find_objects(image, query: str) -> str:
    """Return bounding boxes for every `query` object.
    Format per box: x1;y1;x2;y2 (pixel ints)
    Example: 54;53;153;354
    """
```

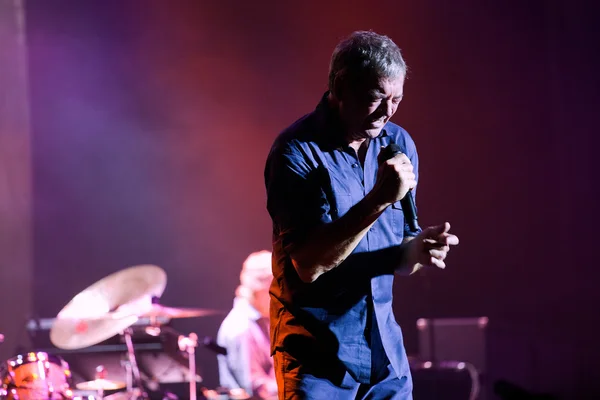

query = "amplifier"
417;317;488;399
411;360;480;400
417;317;488;374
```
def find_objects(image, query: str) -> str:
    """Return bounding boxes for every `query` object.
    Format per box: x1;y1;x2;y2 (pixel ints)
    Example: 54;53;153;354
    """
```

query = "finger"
423;224;444;237
441;222;451;234
429;256;446;269
388;153;411;165
385;160;412;174
429;248;448;261
445;233;459;245
424;233;459;246
398;163;414;172
423;241;450;252
398;171;416;183
434;233;459;246
424;222;453;238
397;177;417;191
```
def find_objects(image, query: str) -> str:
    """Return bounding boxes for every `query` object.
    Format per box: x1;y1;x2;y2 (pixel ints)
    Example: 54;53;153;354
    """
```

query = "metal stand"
123;328;148;400
178;332;198;400
120;358;133;394
94;365;106;400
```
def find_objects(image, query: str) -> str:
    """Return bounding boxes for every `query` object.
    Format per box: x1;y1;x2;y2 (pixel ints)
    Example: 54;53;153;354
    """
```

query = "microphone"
380;143;420;232
202;336;227;356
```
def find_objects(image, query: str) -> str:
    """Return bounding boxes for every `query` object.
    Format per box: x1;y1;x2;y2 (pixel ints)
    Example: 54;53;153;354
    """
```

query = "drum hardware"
201;336;227;356
49;265;168;351
40;264;223;400
202;387;251;400
74;365;126;399
177;332;199;400
67;391;129;400
119;358;133;396
1;265;223;399
48;265;168;400
76;377;125;391
122;328;147;400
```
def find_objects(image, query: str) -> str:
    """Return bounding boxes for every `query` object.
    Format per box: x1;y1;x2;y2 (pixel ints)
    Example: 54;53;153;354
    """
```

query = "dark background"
8;0;600;397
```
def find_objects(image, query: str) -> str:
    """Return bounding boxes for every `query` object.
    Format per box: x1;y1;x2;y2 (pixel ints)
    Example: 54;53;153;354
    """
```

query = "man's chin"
347;125;385;141
364;126;385;138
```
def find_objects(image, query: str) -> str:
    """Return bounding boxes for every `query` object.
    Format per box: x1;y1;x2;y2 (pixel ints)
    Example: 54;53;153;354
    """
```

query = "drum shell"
0;352;72;399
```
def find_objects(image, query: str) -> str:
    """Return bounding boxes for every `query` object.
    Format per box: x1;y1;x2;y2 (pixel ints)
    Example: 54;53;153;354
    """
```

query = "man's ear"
332;74;347;100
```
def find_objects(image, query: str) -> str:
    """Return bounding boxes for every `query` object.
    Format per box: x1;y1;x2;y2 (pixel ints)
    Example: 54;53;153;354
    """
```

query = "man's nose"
378;100;394;117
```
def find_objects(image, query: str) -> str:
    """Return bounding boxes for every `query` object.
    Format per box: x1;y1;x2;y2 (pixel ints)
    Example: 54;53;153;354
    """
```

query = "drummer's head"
236;250;273;318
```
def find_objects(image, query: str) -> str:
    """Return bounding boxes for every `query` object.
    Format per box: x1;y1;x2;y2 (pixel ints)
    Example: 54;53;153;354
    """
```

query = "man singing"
264;31;459;399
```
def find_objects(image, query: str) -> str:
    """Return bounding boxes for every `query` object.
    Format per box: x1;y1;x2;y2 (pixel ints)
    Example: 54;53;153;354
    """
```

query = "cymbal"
103;393;131;400
140;304;222;319
50;265;167;350
76;379;126;391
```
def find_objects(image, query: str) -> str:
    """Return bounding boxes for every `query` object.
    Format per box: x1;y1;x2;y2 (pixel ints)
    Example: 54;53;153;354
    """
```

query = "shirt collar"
233;296;262;321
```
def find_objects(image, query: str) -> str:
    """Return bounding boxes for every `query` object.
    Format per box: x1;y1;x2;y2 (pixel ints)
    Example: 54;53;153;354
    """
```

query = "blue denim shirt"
265;93;419;387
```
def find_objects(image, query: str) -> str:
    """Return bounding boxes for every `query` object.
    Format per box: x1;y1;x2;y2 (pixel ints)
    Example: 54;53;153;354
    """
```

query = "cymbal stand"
123;328;147;400
95;365;107;400
178;332;198;400
120;358;133;393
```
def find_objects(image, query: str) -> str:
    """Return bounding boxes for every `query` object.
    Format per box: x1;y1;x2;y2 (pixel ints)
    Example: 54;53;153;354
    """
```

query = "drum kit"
0;265;223;400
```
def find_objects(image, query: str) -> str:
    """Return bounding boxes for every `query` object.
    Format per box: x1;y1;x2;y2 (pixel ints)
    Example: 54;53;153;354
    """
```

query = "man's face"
337;74;405;140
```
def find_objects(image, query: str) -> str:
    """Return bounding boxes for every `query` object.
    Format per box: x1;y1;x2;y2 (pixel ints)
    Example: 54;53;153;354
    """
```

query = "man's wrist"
395;239;421;275
361;191;392;216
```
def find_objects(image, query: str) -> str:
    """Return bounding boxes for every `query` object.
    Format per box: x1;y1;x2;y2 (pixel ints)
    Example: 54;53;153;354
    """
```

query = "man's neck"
348;138;367;153
352;138;370;167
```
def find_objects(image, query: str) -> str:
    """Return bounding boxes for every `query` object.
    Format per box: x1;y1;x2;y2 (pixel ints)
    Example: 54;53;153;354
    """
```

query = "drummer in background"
216;250;277;399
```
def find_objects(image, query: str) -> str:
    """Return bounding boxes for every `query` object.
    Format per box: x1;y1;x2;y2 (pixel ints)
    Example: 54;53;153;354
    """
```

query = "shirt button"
351;163;359;168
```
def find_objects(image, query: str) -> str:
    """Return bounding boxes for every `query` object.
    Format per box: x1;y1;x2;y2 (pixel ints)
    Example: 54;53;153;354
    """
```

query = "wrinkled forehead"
349;73;405;97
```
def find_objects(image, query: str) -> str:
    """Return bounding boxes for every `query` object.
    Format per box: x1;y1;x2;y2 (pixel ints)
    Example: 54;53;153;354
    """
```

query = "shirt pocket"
391;201;405;236
332;192;352;219
331;190;353;218
326;167;353;218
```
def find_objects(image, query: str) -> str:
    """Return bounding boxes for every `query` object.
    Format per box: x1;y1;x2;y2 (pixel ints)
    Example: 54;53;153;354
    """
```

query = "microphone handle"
401;190;420;232
381;143;421;232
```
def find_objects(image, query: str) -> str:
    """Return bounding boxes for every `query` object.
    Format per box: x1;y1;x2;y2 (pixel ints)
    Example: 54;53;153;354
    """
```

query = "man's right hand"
372;151;416;207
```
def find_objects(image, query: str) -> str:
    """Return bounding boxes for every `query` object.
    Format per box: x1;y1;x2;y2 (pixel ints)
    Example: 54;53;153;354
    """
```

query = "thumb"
426;222;451;236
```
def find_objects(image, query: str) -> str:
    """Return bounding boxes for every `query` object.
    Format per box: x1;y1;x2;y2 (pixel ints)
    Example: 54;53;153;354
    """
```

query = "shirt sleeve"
265;141;332;253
